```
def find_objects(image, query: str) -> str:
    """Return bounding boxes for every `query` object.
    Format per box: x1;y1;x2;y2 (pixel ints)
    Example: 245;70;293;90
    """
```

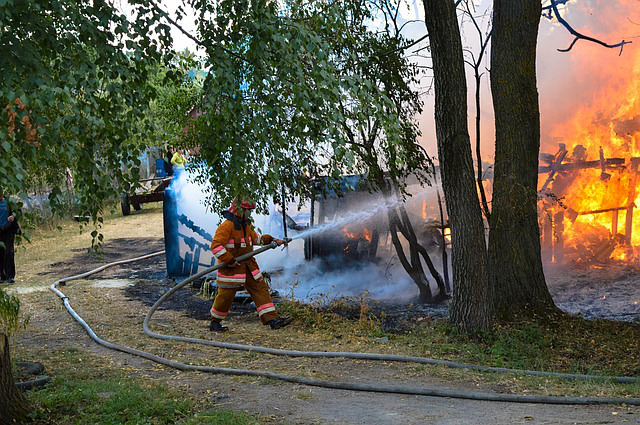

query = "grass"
395;315;640;377
26;349;261;425
279;298;640;398
13;204;640;411
13;203;164;288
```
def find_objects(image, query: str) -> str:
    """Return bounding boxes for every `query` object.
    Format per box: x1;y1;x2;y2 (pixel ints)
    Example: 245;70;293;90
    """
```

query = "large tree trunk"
0;333;30;424
423;0;493;332
488;0;557;318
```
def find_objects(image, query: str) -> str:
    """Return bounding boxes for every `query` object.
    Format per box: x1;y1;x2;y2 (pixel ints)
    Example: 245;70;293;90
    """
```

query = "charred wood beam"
538;158;626;173
553;210;565;263
599;147;612;180
577;205;634;216
540;146;568;192
625;161;640;243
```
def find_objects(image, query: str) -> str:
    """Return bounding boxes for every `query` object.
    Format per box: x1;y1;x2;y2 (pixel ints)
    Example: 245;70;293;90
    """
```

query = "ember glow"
538;39;640;264
342;225;373;242
443;227;451;244
342;226;357;239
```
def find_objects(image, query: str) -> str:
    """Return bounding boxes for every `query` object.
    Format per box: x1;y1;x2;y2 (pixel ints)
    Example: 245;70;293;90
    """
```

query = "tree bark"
488;0;557;318
423;0;493;332
0;333;30;424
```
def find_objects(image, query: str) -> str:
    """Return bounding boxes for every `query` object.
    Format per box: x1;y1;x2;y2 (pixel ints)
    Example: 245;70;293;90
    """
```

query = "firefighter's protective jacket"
210;210;274;287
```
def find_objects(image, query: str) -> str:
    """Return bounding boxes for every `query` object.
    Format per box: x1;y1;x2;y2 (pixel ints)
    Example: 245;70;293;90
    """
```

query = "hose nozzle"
269;238;293;250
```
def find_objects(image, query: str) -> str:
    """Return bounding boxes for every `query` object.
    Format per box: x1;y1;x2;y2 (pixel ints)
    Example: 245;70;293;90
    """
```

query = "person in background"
164;146;175;177
171;148;187;173
209;198;293;332
0;189;17;284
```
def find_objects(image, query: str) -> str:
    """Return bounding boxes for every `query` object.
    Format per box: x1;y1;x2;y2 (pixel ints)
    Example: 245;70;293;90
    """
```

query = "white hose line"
50;249;640;405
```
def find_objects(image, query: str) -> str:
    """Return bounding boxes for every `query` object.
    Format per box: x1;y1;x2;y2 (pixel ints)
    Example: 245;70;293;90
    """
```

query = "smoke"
168;170;448;304
273;253;420;304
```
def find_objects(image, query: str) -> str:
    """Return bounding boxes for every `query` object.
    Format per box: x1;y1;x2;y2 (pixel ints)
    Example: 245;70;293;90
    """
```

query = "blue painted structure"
163;188;217;277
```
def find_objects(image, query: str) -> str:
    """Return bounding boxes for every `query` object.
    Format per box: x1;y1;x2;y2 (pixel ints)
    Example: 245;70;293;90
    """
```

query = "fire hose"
50;243;640;405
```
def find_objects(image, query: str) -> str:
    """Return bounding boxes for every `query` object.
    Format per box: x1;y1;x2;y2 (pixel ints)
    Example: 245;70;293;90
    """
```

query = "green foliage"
148;50;205;148
0;288;28;337
186;0;431;212
28;376;259;424
0;0;177;241
2;0;430;240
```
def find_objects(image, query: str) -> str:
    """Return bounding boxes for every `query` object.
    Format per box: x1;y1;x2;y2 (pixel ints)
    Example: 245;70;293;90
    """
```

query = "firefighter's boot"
268;316;293;330
209;320;229;332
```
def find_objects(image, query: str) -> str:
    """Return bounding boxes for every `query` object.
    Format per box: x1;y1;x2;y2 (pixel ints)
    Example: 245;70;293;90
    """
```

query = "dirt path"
10;208;640;425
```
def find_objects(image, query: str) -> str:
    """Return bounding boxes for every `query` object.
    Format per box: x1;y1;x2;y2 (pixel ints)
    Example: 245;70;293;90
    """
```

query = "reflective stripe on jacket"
210;216;273;285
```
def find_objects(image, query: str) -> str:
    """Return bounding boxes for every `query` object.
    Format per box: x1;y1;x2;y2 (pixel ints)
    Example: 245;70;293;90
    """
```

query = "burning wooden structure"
538;144;640;264
304;175;385;262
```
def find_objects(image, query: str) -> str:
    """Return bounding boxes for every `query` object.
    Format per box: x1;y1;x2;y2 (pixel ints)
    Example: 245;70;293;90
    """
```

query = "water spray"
291;187;437;241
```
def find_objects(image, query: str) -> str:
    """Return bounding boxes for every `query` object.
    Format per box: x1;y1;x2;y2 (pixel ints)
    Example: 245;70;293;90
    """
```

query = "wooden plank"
625;161;640;244
538;158;626;173
129;191;164;204
578;205;630;215
542;213;553;263
540;147;568;192
553;211;565;263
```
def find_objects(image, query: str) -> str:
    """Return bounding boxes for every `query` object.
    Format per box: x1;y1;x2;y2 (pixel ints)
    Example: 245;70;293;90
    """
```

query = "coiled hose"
51;246;640;405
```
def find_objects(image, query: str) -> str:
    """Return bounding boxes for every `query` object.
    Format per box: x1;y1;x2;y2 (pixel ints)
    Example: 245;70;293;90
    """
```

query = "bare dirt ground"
8;205;640;424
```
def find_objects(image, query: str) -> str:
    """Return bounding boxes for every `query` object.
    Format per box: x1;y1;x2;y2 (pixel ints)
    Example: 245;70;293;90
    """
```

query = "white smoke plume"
169;170;448;304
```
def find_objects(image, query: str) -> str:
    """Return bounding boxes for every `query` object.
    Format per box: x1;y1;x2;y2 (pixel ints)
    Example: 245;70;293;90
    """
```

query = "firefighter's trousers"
210;265;278;324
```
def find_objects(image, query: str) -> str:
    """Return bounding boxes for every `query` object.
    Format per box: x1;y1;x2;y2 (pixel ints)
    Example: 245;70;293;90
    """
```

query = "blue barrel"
156;159;167;177
163;188;183;276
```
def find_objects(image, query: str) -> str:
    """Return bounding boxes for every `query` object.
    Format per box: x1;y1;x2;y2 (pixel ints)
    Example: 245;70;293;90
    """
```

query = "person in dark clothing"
164;146;175;177
0;189;17;284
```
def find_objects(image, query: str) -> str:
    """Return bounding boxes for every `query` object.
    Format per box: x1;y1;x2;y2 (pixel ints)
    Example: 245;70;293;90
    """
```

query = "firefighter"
209;198;293;332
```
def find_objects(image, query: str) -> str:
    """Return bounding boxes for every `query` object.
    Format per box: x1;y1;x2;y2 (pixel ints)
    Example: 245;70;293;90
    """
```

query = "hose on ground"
144;247;640;385
15;361;50;391
51;248;640;405
16;376;51;391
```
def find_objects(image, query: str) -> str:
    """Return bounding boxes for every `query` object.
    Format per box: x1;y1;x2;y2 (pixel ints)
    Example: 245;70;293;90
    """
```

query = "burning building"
538;46;640;266
304;175;385;262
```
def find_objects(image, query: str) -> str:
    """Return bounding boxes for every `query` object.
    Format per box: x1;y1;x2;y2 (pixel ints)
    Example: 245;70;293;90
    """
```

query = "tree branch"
462;1;492;219
548;0;631;55
147;0;250;63
379;34;429;57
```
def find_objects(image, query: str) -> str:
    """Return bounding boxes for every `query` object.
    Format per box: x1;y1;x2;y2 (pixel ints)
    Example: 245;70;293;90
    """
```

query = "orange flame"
342;226;357;239
539;45;640;263
343;226;373;242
